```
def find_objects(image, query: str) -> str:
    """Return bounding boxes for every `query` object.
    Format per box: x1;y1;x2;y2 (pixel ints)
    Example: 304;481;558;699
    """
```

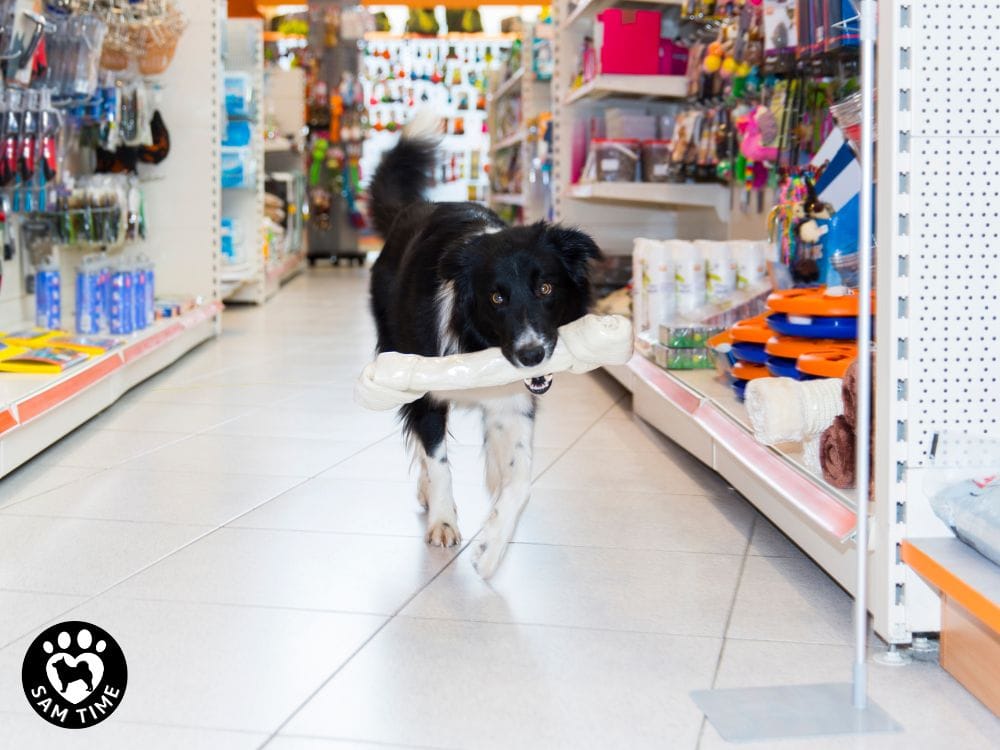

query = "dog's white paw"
471;535;506;578
426;521;461;547
417;477;429;509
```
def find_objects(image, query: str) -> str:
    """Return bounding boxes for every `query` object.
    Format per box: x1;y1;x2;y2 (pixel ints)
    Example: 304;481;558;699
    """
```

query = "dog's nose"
516;345;546;367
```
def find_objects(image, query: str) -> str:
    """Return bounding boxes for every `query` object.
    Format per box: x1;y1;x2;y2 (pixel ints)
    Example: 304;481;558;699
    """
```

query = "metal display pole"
690;1;901;740
852;0;876;712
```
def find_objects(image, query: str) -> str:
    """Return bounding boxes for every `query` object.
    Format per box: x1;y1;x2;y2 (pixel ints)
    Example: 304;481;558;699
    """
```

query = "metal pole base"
873;644;912;667
692;683;901;743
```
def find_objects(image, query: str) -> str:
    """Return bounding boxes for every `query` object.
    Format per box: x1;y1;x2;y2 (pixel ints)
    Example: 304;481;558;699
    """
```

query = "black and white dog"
368;112;601;578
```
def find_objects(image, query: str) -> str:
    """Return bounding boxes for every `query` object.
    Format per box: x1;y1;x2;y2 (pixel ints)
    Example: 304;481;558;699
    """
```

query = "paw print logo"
22;621;127;729
43;627;107;705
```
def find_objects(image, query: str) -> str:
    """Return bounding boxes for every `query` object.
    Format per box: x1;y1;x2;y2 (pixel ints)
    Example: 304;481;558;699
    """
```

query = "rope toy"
355;314;634;410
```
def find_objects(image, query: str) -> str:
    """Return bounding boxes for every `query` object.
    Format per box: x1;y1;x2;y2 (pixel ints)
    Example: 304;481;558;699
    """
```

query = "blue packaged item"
133;266;146;330
224;72;254;118
35;265;61;330
221;217;235;259
223;119;253;147
109;265;129;335
145;265;155;327
221;147;255;189
75;260;101;334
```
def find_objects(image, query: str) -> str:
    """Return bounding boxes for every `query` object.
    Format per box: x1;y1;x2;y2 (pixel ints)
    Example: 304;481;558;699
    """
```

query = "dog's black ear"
544;224;603;286
438;243;472;282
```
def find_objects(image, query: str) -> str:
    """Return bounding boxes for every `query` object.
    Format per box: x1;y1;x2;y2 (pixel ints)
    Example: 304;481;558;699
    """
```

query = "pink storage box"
658;39;689;75
596;9;661;75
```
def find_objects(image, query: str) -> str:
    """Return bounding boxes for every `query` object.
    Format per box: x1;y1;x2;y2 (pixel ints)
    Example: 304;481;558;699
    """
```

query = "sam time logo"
22;621;127;728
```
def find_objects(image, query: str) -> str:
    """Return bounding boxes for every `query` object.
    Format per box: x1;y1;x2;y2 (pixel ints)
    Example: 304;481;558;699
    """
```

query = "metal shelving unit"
487;24;552;224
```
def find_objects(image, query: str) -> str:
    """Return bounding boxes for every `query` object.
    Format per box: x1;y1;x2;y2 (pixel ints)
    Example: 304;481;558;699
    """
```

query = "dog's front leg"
475;395;535;578
405;397;460;546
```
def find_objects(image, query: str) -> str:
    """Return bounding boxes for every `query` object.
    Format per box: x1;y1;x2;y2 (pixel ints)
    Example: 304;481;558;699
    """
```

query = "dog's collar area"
524;374;553;395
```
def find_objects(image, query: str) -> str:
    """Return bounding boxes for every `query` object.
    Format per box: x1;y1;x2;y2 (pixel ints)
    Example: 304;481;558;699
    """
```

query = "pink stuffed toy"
738;105;779;162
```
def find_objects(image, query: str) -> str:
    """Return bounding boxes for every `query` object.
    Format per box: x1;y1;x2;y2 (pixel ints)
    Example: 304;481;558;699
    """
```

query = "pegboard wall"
896;1;1000;469
873;0;1000;640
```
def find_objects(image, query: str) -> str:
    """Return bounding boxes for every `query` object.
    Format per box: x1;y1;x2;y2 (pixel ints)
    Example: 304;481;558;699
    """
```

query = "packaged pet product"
730;240;768;289
593;138;640;181
696;240;737;305
667;240;706;316
596;9;661;75
632;238;675;340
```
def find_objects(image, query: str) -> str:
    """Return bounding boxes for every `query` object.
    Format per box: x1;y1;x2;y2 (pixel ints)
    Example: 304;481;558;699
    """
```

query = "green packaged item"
654;344;714;370
658;324;723;349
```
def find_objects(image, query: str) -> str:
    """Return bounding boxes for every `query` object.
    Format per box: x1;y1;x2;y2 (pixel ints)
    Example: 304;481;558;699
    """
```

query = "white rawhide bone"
744;376;844;446
355;314;634;410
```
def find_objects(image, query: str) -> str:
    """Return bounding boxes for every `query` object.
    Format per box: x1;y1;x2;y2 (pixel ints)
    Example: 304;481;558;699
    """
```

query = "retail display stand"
553;0;729;254
220;17;268;303
0;0;224;478
487;23;552;223
693;1;901;740
558;0;1000;659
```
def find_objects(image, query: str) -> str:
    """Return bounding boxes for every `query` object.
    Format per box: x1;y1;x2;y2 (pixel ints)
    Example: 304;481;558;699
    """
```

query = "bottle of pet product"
669;240;706;315
35;258;61;329
631;237;650;338
632;238;676;339
697;240;737;304
730;239;768;289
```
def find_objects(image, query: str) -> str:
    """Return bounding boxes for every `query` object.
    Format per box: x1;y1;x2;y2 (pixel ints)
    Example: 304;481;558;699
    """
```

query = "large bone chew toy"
356;314;634;410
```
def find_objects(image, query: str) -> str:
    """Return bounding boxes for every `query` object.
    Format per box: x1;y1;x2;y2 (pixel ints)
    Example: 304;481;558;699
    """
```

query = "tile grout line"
0;433;395;653
695;514;757;750
255;389;633;749
254;534;478;750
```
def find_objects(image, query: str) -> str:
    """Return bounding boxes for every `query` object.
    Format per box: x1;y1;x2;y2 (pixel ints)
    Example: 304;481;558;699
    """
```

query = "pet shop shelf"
492;66;525;101
605;356;864;600
491;129;527;152
569;181;730;221
563;74;687;104
0;301;222;478
902;538;1000;716
560;0;684;31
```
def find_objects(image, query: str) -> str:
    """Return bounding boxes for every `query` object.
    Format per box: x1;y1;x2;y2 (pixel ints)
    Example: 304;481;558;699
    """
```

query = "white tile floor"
1;267;999;749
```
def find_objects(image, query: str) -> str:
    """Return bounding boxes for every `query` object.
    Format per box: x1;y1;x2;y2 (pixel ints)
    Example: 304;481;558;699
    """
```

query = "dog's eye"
490;292;505;305
538;282;553;296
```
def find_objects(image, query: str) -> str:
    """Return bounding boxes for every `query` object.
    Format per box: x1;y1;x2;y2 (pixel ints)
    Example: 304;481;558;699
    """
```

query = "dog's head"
440;222;602;377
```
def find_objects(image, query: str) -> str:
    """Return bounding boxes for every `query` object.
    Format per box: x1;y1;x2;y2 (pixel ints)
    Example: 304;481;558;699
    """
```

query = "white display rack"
608;357;860;594
487;23;553;224
490;193;526;206
569;181;730;221
563;73;688;104
0;0;224;478
222;18;267;304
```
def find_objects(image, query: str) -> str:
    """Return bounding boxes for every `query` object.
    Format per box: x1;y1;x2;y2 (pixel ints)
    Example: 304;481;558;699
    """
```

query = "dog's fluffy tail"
369;110;440;237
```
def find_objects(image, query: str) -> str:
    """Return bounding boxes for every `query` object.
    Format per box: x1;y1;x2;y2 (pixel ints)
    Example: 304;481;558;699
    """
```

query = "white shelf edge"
491;67;525;100
570;181;730;221
491;129;527;152
564;74;688;104
489;193;526;206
